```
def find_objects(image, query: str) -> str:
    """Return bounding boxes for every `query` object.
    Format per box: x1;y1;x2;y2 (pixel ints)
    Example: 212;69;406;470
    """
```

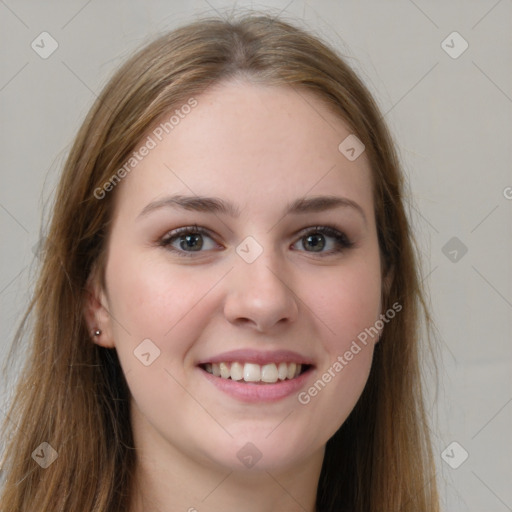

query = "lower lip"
199;366;314;403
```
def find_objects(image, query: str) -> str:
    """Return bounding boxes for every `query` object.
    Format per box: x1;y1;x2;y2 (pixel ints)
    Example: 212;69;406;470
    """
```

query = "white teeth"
203;361;306;383
287;362;297;380
244;363;261;382
219;362;230;379
230;362;244;381
277;362;288;380
261;363;278;383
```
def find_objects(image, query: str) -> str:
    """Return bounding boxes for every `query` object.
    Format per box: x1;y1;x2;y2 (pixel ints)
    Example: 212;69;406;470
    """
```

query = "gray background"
1;1;511;510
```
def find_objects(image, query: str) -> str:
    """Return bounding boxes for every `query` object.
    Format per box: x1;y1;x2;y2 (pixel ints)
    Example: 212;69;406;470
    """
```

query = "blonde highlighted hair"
1;12;440;511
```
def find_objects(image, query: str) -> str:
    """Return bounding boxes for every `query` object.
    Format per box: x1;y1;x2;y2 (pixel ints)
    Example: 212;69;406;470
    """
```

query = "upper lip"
197;349;315;366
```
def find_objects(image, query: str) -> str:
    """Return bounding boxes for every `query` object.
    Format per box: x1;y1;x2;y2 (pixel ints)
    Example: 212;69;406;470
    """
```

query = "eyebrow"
137;194;367;225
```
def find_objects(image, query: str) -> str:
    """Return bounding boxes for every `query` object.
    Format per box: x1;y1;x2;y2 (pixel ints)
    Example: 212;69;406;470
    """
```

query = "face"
88;79;384;473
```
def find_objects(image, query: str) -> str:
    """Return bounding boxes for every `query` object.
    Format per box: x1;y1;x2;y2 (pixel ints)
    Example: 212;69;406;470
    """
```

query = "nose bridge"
223;235;299;330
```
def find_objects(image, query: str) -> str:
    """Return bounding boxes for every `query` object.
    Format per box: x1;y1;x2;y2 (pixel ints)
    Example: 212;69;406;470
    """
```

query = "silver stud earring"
93;328;102;337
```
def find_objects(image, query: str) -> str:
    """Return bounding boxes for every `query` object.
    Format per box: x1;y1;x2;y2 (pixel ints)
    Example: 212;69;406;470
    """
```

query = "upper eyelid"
162;224;346;237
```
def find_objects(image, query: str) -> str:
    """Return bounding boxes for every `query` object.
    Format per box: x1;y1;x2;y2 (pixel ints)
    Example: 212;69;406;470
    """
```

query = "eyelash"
158;224;354;258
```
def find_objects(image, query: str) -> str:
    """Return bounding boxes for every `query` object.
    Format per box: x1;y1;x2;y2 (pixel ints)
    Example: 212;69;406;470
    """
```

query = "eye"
158;225;219;257
291;225;354;255
158;224;354;258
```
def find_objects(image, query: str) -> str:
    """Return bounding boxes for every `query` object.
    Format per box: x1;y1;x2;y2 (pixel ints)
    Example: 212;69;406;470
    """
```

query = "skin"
85;79;385;512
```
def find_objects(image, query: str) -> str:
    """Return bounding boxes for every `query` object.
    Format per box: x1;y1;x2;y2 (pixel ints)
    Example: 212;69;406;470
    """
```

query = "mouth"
196;349;316;402
198;361;313;384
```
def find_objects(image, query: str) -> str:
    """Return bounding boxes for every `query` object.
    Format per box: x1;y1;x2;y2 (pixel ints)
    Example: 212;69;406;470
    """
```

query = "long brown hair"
0;12;440;511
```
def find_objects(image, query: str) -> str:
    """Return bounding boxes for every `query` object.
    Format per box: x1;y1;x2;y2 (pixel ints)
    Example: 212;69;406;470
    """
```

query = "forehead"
112;80;374;222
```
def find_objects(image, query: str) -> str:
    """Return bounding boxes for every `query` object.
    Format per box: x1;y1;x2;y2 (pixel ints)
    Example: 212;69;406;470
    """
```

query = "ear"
83;266;115;348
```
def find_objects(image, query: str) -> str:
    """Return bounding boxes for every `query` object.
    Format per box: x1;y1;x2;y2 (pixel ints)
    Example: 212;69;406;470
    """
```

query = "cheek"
314;254;382;349
298;253;381;425
103;252;218;414
104;247;224;358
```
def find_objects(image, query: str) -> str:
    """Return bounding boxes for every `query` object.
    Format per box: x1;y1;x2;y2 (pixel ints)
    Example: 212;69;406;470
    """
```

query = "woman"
0;12;440;511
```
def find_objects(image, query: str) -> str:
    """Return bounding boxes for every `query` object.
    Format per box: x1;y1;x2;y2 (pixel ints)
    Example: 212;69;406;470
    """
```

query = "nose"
223;248;299;333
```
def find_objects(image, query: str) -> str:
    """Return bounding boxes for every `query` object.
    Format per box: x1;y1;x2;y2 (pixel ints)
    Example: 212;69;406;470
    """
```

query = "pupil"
181;234;202;251
305;234;324;252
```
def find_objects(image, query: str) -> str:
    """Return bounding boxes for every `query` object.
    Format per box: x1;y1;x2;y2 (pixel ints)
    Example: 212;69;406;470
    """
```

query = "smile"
200;361;310;384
